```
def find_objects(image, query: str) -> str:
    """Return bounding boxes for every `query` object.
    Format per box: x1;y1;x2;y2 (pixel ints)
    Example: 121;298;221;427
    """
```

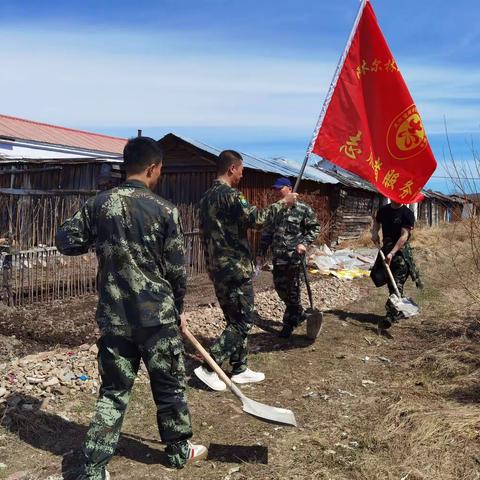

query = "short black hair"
123;136;163;175
218;150;243;175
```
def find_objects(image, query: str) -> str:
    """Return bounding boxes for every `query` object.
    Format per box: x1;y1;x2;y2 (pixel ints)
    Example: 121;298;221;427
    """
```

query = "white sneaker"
194;366;227;391
186;441;208;464
231;368;265;384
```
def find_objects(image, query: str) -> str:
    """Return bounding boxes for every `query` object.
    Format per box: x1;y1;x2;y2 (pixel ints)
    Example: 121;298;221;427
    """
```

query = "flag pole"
293;0;369;192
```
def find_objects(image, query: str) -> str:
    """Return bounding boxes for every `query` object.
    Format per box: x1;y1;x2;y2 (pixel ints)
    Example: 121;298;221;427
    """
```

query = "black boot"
378;317;392;330
279;324;294;338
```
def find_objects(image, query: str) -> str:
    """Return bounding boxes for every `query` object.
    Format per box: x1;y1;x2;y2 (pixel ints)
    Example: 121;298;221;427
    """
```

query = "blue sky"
2;0;480;193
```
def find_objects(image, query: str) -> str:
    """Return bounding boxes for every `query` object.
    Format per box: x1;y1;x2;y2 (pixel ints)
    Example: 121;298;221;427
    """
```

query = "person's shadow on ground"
325;309;383;326
1;393;268;477
1;393;171;479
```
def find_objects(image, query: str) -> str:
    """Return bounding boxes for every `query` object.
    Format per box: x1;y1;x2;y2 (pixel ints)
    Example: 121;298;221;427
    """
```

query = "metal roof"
169;134;339;185
314;161;378;192
0;114;127;155
424;190;464;204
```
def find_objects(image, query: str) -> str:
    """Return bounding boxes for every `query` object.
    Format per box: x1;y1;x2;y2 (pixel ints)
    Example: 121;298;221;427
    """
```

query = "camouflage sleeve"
164;207;187;314
232;190;282;230
258;211;275;257
55;197;95;256
301;205;321;246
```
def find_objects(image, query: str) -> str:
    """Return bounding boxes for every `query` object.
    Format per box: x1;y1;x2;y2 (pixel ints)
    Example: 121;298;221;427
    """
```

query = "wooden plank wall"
331;187;379;243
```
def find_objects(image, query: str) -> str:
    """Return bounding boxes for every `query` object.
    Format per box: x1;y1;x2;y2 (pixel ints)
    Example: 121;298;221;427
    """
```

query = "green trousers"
83;323;192;478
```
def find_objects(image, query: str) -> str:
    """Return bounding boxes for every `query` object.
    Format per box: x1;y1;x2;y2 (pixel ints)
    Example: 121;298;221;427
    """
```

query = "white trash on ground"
307;246;377;280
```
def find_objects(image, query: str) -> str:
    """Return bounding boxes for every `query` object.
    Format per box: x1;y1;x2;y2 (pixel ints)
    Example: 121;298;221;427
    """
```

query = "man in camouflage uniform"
56;137;206;479
257;177;321;338
194;150;297;391
371;200;422;332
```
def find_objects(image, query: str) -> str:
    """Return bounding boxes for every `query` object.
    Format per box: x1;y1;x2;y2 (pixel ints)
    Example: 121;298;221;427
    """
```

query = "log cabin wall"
330;187;380;244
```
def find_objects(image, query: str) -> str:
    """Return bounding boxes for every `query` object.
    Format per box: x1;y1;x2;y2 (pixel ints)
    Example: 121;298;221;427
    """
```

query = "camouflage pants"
83;323;192;478
273;263;305;327
385;252;410;323
209;277;255;375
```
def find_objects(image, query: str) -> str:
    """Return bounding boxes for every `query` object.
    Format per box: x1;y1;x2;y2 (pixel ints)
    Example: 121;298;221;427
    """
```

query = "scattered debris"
378;356;392;364
334;442;354;450
223;466;241;480
338;389;357;398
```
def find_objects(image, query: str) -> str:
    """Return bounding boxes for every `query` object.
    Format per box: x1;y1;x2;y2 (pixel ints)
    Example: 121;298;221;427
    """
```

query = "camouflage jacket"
55;179;186;333
258;201;320;265
199;179;283;283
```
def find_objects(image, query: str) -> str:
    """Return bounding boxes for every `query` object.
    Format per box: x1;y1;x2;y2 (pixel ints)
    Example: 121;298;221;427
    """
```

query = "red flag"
311;0;436;203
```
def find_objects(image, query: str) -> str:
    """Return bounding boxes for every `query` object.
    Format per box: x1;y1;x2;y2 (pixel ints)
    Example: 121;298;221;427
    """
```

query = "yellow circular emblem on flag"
387;105;428;160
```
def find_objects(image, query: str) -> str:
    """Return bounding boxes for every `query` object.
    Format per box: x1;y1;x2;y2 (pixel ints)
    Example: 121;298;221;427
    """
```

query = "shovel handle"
379;250;401;297
182;327;243;398
300;257;315;309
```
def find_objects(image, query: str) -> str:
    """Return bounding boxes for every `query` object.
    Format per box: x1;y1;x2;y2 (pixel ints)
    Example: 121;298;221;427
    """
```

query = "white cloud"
0;28;479;135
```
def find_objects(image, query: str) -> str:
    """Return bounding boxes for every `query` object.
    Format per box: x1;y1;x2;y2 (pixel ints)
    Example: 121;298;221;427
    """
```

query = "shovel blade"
389;294;419;318
241;396;297;427
306;308;323;340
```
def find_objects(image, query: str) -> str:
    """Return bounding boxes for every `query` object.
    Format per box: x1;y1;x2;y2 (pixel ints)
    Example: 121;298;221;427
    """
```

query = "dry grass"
413;346;480;379
362;398;480;479
337;227;373;248
340;220;476;251
411;221;471;249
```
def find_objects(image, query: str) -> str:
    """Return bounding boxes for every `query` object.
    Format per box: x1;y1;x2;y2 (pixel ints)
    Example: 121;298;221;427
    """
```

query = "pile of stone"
188;275;361;336
257;275;361;315
0;343;149;402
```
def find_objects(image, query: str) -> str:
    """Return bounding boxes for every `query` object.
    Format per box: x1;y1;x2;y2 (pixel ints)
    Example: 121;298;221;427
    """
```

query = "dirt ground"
1;223;480;480
0;271;275;358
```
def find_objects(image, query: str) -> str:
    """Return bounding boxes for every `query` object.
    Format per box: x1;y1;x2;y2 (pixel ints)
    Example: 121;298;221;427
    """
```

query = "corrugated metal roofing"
0;114;127;154
314;162;378;192
170;134;339;185
424;190;463;204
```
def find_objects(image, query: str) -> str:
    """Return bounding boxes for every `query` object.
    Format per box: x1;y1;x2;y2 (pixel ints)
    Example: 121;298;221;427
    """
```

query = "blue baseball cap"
272;177;292;189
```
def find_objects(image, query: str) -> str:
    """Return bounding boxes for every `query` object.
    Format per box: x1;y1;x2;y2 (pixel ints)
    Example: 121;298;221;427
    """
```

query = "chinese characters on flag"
312;0;436;203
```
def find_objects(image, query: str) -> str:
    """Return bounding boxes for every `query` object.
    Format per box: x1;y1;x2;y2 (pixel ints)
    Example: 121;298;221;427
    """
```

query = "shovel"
183;328;297;427
301;258;324;339
379;250;419;318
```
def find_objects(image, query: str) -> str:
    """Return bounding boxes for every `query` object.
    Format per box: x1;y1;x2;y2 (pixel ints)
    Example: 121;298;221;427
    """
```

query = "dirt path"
1;237;479;480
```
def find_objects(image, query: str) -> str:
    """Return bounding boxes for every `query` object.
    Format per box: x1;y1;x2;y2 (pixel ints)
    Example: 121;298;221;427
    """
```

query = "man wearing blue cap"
257;177;320;338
